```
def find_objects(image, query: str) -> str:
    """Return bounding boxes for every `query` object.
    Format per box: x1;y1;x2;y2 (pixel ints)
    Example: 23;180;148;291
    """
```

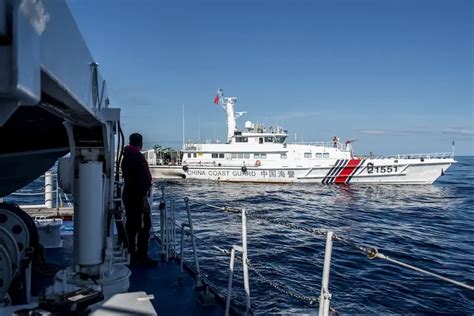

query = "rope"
211;245;319;306
332;234;474;292
204;204;327;237
248;261;319;306
204;203;474;293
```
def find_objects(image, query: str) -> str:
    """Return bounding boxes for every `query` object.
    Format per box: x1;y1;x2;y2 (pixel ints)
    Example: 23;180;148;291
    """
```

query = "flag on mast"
214;89;223;105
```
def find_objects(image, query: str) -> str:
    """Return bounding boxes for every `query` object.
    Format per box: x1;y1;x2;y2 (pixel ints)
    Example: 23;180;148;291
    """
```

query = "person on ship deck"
121;133;157;266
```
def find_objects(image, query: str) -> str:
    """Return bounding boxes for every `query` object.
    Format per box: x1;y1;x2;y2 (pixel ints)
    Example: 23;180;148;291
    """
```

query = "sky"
67;0;473;155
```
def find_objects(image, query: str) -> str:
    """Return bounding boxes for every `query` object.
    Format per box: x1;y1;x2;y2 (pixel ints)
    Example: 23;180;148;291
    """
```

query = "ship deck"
31;234;224;315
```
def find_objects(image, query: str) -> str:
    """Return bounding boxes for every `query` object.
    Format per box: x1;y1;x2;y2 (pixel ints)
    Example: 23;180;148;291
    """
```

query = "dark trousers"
123;193;151;259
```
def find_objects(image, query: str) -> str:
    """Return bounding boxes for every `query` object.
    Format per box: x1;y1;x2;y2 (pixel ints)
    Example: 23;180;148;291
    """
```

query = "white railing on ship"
370;152;454;160
7;171;73;209
204;204;473;316
156;192;473;315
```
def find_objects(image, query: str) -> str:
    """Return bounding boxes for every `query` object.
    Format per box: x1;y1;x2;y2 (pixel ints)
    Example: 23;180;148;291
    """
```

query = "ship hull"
149;158;454;184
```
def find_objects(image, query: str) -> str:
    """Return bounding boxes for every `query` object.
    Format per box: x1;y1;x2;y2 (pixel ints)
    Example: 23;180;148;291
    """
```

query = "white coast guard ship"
146;91;454;184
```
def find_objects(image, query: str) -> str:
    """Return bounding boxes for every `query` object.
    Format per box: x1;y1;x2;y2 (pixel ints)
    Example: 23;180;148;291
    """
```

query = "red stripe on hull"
334;159;361;184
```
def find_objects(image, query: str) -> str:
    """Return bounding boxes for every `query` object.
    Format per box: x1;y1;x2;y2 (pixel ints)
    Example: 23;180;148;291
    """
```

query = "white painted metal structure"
0;0;134;307
148;92;454;184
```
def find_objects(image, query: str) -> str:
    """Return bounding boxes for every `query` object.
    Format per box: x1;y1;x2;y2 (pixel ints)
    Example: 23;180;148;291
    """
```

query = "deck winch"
0;203;39;306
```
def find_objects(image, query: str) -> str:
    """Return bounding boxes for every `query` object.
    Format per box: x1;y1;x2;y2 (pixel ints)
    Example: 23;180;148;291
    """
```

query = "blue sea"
154;156;474;314
6;156;474;314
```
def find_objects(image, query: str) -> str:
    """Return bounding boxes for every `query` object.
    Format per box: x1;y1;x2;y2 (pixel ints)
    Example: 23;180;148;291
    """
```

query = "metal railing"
9;171;72;210
369;152;454;160
203;204;474;315
153;191;473;315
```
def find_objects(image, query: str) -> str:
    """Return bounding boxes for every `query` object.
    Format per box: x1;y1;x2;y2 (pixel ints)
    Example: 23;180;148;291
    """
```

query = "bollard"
319;231;334;316
45;171;53;208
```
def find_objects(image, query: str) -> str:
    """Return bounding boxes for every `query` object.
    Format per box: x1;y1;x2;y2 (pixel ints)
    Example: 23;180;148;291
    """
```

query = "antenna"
182;104;185;149
452;140;455;158
198;115;201;143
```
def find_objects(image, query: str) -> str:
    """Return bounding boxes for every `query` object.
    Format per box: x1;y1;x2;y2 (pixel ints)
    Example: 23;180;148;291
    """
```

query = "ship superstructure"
148;91;454;184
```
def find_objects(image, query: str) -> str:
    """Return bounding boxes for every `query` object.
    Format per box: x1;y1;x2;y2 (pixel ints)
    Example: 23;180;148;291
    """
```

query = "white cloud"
442;128;474;136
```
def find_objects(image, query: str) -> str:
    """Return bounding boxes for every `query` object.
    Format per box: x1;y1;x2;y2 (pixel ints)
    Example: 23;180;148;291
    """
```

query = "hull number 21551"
366;163;398;174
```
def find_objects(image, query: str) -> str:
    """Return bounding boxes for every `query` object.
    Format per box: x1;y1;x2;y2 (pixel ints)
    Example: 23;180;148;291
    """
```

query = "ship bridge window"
323;153;330;158
244;153;250;159
236;137;248;143
238;153;244;159
259;138;263;144
264;137;274;143
254;153;267;159
315;153;322;158
275;136;286;144
213;153;225;158
281;153;287;159
304;153;312;158
187;153;191;158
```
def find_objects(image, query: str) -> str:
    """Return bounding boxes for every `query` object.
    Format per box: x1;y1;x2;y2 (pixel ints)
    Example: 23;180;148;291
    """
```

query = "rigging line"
332;234;474;292
204;203;474;292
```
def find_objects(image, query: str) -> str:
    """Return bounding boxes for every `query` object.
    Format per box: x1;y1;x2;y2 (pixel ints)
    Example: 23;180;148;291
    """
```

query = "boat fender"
218;163;222;167
182;165;188;172
255;160;261;167
165;159;170;164
241;166;247;173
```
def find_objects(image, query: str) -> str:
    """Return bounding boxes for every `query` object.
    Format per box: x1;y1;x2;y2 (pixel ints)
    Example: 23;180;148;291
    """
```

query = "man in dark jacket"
121;133;156;266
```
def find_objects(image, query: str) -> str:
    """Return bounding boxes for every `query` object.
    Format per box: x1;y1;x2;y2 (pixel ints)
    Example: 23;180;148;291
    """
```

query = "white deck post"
160;185;165;258
184;197;202;287
242;208;250;314
164;201;169;262
319;230;334;316
179;223;186;282
225;247;236;316
171;199;176;257
45;171;53;208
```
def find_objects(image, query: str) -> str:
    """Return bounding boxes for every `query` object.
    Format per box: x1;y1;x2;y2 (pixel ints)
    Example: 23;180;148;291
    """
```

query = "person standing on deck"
333;136;338;148
121;133;157;266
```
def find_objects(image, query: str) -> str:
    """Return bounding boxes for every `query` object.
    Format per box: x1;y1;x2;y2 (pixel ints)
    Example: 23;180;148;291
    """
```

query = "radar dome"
244;121;253;129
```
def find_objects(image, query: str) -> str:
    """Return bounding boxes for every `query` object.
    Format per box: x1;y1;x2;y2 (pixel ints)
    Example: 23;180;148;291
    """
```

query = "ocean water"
153;156;474;314
5;156;473;314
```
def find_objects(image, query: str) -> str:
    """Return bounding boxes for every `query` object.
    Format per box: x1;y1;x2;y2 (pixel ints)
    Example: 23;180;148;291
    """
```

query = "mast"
182;104;185;149
224;97;237;142
215;90;245;143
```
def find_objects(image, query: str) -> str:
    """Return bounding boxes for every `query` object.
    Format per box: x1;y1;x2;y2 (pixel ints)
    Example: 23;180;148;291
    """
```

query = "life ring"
182;165;188;172
241;166;247;173
255;160;261;167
